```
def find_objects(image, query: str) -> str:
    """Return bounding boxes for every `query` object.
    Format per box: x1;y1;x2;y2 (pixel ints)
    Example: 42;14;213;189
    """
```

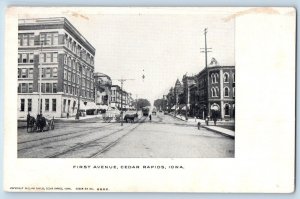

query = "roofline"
18;17;96;54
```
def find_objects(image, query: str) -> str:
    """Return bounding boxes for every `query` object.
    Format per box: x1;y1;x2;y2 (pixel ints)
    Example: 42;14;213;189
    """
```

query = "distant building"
182;74;196;109
94;72;112;108
111;85;121;109
18;17;96;118
196;59;235;120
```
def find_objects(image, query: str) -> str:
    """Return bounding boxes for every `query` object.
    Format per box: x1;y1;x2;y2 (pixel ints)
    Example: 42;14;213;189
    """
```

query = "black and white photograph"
4;7;295;193
17;12;235;158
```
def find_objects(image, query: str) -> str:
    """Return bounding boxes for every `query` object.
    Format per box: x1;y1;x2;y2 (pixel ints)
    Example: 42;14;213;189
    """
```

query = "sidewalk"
168;113;235;138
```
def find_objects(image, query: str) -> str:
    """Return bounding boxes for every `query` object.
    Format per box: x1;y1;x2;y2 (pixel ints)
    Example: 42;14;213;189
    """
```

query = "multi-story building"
197;58;235;120
18;17;96;118
110;85;121;109
182;74;196;111
94;72;112;108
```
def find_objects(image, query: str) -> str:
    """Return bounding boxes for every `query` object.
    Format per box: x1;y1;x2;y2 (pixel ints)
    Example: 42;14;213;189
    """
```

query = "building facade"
18;17;96;118
110;85;121;109
94;72;112;107
196;61;235;120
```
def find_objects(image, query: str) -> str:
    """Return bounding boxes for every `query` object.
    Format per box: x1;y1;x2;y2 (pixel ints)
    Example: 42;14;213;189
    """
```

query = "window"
233;73;235;83
18;35;21;46
20;99;25;111
22;54;27;63
224;87;229;97
18;83;21;93
52;99;57;111
64;55;68;64
40;32;58;45
63;99;66;112
21;68;27;78
53;33;58;45
64;70;68;80
40;68;45;78
46;53;51;62
53;53;58;62
40;33;46;44
28;68;33;78
64;84;67;93
224;73;229;83
68;73;71;81
40;53;45;63
233;87;235;98
45;83;51;93
45;99;49;111
29;34;34;46
46;68;51;78
52;67;58;77
21;83;27;93
225;104;230;116
53;83;57;93
23;35;28;46
18;54;21;63
27;99;32;112
28;83;33;93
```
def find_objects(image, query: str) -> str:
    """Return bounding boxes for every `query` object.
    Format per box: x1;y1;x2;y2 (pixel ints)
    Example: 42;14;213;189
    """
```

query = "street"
18;113;234;158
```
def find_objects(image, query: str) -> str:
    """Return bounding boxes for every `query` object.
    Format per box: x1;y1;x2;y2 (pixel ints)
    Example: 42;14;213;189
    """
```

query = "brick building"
196;59;235;120
18;17;96;118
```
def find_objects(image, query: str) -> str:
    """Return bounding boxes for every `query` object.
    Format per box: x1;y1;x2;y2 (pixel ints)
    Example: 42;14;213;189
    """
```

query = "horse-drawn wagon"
27;114;55;133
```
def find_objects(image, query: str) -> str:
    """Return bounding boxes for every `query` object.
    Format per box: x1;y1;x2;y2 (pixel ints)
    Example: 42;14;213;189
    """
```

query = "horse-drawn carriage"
27;114;55;133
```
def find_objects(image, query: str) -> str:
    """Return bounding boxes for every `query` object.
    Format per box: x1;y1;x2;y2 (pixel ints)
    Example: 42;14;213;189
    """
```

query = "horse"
27;116;36;133
36;114;46;132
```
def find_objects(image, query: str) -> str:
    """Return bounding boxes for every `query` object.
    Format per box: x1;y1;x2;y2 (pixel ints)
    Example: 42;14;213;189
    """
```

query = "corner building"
18;18;96;118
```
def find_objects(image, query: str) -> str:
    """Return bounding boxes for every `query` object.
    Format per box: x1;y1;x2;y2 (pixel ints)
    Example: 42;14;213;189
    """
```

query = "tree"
154;99;164;110
133;98;151;110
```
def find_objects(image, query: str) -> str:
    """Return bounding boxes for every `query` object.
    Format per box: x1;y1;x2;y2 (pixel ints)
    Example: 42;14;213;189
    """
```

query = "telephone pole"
114;78;135;126
200;28;212;119
36;39;50;115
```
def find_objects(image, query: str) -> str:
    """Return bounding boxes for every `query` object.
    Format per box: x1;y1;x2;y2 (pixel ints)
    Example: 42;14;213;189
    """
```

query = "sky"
21;10;235;104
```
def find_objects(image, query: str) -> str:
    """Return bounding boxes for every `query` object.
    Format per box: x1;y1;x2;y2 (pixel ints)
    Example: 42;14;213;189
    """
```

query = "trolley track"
45;117;146;158
18;123;116;151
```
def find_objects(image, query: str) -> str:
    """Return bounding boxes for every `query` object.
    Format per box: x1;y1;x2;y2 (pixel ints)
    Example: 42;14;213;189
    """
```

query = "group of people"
197;116;217;130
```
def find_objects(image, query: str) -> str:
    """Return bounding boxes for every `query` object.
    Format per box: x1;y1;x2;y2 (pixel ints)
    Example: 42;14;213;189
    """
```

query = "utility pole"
114;78;135;126
76;50;84;120
200;28;212;119
185;77;189;121
36;39;50;115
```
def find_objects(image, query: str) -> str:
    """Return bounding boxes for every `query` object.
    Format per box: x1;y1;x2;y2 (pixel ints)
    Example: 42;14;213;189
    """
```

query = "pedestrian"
149;114;152;121
205;117;209;126
67;112;69;118
197;122;201;130
213;117;217;126
26;112;30;132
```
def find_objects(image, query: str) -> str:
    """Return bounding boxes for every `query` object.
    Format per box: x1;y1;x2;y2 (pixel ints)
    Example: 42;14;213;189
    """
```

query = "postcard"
3;7;295;192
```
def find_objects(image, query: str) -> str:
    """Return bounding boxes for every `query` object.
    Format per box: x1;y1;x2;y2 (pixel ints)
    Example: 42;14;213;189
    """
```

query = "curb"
202;126;235;139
